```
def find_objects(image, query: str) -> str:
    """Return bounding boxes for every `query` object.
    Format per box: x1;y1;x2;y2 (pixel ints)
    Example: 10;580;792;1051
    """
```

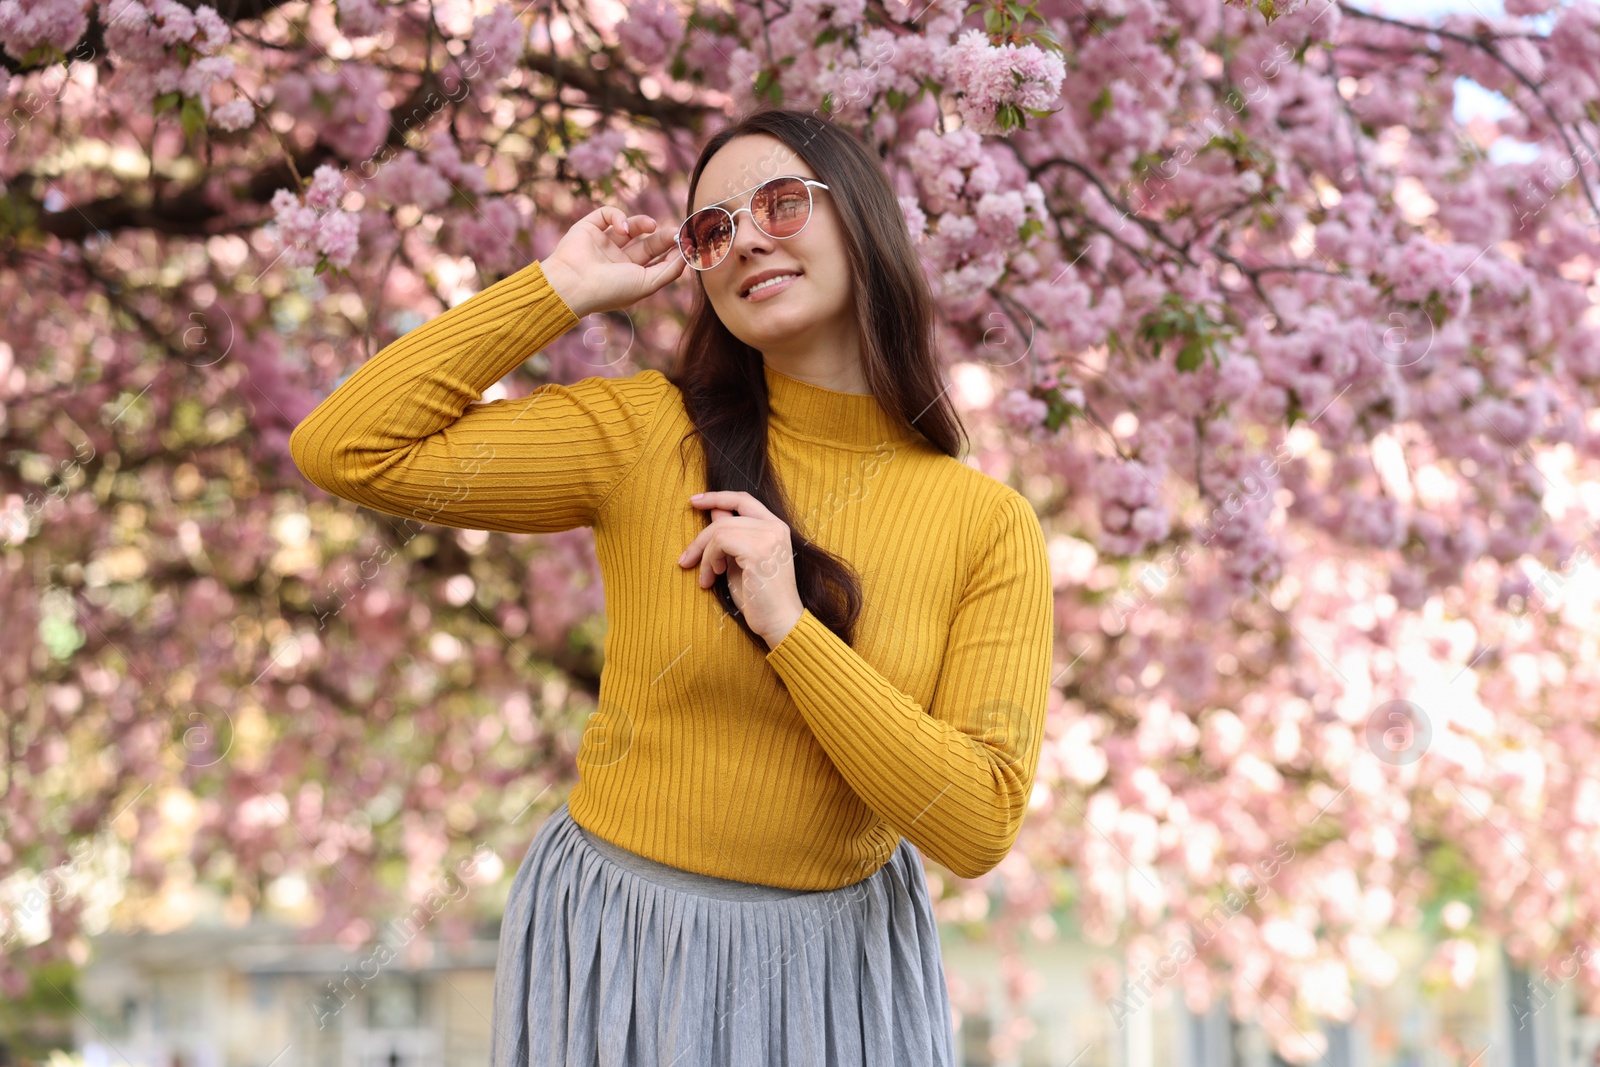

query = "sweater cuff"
763;606;829;666
511;260;583;339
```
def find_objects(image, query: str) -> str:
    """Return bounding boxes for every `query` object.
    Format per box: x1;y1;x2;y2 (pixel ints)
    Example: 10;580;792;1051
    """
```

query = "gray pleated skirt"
489;800;957;1066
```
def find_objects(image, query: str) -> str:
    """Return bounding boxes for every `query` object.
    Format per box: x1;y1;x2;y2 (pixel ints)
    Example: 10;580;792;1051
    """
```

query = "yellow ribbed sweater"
289;260;1056;889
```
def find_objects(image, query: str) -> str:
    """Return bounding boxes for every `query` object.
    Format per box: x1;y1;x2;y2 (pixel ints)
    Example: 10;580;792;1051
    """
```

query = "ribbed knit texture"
289;260;1056;889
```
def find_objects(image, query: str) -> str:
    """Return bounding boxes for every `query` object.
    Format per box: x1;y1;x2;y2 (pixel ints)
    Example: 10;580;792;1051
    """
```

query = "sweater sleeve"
764;491;1056;880
288;260;667;534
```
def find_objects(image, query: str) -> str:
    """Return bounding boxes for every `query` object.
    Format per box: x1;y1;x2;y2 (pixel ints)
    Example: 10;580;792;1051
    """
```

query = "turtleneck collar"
762;362;921;452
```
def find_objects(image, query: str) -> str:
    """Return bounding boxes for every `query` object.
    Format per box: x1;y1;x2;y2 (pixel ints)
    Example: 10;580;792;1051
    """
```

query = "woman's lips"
742;273;801;301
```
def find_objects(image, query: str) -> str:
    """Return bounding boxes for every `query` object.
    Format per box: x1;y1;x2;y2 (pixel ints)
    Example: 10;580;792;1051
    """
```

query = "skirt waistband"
570;810;823;902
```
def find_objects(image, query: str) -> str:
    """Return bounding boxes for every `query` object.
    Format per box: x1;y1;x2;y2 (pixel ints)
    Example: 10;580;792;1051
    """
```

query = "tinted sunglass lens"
682;208;732;269
753;177;811;238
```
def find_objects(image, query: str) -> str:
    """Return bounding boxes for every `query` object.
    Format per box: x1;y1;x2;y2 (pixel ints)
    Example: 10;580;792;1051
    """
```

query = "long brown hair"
665;107;966;653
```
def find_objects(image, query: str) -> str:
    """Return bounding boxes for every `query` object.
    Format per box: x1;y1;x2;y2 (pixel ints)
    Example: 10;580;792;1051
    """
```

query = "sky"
1346;0;1552;164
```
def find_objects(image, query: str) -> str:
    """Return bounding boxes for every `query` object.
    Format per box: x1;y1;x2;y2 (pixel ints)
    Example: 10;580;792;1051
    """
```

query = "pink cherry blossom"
617;0;684;68
942;28;1066;136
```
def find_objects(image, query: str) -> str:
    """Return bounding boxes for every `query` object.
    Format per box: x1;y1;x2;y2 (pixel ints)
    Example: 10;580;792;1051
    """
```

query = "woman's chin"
729;307;815;348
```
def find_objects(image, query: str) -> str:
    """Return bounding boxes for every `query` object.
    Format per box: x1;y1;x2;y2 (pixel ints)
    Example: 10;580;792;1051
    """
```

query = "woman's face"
686;134;855;355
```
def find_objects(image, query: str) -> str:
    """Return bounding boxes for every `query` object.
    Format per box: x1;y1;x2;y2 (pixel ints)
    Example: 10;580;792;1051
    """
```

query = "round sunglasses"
676;175;831;271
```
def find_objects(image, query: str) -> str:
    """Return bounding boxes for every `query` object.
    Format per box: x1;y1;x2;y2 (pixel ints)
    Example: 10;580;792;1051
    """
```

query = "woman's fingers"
699;537;724;587
678;508;739;585
677;526;723;587
676;513;716;566
594;214;681;275
689;490;776;521
623;225;678;268
645;243;687;289
587;205;627;239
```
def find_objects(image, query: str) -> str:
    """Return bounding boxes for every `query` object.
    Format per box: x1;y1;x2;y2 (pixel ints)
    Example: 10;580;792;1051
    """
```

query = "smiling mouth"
741;271;803;298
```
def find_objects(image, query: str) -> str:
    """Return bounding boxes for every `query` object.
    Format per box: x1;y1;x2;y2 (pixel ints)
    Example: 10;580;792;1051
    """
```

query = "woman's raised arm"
288;207;687;533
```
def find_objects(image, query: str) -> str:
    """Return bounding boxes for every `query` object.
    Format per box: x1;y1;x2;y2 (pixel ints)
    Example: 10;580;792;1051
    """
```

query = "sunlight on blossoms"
949;361;997;409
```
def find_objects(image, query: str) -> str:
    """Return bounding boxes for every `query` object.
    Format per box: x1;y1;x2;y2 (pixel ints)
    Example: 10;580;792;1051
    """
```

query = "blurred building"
66;919;1597;1067
71;922;497;1067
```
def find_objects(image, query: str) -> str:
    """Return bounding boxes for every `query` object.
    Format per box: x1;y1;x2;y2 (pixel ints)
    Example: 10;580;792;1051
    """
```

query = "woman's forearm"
289;260;580;511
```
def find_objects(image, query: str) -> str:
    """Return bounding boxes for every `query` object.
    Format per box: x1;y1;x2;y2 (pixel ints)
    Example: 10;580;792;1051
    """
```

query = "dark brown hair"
665;107;967;653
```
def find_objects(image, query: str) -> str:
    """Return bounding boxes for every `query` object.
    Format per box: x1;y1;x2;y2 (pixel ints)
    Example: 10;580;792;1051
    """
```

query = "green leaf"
815;26;840;46
1176;338;1205;372
1089;85;1113;120
1136;293;1236;372
1041;384;1080;432
154;91;181;114
1030;29;1067;54
0;190;42;244
1018;217;1046;242
753;66;784;106
1285;388;1305;427
19;43;65;68
180;96;208;143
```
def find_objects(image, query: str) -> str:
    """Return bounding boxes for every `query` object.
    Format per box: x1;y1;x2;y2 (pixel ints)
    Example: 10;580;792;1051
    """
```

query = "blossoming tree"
3;0;1600;1058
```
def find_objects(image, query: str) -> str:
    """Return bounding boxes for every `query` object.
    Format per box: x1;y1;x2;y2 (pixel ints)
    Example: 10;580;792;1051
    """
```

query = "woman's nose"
728;205;774;259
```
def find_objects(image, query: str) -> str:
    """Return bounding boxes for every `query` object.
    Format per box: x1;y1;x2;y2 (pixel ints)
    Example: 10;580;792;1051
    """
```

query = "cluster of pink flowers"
898;194;927;241
564;127;630;181
271;64;390;161
905;125;1053;303
447;197;527;277
469;4;527;84
364;150;456;212
425;136;490;196
1012;262;1125;353
335;0;386;39
1095;456;1172;557
941;28;1067;136
616;0;684;68
0;0;88;61
995;389;1050;436
269;164;361;270
45;0;256;130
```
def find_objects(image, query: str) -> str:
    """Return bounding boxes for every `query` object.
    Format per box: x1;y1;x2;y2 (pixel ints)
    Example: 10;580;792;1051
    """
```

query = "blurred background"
4;0;1600;1063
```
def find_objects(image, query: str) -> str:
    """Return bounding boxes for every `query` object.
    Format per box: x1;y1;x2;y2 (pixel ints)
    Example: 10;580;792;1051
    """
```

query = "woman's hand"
678;491;804;649
540;205;687;319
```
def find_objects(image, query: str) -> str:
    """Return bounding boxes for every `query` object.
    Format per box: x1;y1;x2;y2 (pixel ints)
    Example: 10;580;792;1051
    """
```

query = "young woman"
290;107;1056;1066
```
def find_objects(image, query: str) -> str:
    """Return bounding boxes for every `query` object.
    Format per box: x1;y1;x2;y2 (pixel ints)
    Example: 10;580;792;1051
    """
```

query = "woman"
289;107;1055;1066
